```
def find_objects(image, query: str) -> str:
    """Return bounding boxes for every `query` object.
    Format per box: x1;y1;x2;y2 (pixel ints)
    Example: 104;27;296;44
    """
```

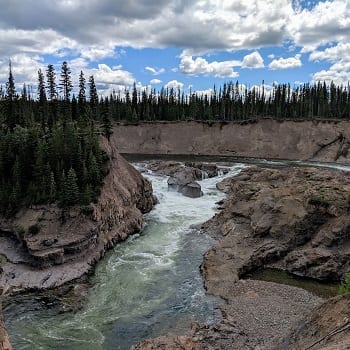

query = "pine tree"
46;64;57;101
59;61;73;102
65;167;79;206
78;71;86;104
89;76;98;105
37;69;46;104
5;60;16;129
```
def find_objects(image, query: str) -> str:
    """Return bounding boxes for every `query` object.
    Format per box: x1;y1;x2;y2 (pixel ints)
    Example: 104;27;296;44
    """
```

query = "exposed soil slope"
112;119;350;163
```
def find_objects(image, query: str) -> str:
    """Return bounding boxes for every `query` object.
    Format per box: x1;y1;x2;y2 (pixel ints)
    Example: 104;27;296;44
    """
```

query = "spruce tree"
46;64;57;101
5;60;16;129
59;61;73;102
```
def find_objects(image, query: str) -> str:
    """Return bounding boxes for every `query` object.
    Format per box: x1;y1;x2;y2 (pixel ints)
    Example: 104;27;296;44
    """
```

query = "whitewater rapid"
4;163;245;350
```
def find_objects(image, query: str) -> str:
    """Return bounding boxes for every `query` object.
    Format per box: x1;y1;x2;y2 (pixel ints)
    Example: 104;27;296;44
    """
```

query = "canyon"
112;119;350;163
2;120;350;349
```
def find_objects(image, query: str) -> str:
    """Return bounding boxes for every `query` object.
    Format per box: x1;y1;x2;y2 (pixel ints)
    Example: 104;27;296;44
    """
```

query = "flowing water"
4;163;246;350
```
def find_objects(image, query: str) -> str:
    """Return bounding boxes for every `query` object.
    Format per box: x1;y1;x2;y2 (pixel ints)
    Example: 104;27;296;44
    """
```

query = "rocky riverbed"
134;164;350;349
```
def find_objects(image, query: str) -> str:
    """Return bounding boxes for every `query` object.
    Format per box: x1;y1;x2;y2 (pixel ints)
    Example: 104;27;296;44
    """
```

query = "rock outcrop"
202;166;350;290
112;119;350;163
146;160;227;198
0;302;11;350
167;167;203;198
273;294;350;350
134;165;350;349
0;139;154;292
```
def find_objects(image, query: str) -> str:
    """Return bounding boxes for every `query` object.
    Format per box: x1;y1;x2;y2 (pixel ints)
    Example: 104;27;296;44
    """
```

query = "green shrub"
28;223;40;236
338;273;350;295
308;196;330;208
16;225;26;236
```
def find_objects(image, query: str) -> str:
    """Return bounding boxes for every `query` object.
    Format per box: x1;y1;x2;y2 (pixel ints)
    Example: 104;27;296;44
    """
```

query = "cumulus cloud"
0;28;78;57
164;80;184;90
150;79;162;84
241;51;264;68
0;54;44;87
90;64;134;85
309;42;350;85
309;43;350;62
0;0;295;57
179;52;240;78
80;46;117;61
145;66;165;75
312;69;350;86
289;0;350;51
269;54;302;70
1;0;350;93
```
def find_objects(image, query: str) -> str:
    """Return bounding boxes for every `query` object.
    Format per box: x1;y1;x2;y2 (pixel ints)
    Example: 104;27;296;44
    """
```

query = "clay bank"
113;119;350;163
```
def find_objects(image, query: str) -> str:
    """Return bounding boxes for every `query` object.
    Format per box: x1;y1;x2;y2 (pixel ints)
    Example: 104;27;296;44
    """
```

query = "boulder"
180;182;203;198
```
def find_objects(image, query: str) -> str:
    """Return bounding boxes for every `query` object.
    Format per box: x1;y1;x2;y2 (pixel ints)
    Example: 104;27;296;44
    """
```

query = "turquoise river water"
3;163;245;350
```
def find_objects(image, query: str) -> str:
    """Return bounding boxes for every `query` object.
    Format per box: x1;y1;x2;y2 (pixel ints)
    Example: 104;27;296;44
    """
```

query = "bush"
308;196;330;208
16;225;26;236
338;273;350;295
28;223;40;236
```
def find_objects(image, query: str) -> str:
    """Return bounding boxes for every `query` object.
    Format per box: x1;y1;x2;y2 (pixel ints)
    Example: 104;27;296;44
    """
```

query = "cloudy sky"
0;0;349;96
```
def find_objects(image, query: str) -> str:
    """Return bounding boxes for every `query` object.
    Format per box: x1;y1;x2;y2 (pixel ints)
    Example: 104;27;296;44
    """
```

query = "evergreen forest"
1;61;350;215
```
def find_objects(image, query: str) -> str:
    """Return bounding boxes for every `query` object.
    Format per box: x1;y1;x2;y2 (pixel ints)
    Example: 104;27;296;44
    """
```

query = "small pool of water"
249;268;340;299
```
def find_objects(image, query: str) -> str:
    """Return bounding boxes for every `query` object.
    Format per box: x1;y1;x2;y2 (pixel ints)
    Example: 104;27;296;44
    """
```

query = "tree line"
1;61;350;214
0;62;107;215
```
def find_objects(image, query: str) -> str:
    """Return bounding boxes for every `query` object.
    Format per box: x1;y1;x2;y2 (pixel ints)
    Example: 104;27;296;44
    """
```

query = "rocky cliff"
134;165;350;349
0;138;154;292
0;302;11;350
112;119;350;162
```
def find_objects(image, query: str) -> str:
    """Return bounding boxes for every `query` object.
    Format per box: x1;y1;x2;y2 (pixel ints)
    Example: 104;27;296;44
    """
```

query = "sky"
0;0;350;97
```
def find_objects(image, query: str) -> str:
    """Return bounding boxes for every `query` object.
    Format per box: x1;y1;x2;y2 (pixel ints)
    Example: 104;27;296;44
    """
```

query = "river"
3;162;246;350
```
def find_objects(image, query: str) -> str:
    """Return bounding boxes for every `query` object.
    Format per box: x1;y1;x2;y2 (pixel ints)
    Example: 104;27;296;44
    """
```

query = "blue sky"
0;0;349;97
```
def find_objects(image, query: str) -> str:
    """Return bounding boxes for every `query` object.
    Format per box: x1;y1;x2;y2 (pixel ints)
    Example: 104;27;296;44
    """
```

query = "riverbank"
112;119;350;163
0;301;11;350
0;143;154;293
134;164;350;349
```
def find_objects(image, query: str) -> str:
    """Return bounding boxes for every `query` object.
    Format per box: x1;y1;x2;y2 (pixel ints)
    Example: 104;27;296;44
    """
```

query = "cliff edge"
0;139;154;292
112;119;350;163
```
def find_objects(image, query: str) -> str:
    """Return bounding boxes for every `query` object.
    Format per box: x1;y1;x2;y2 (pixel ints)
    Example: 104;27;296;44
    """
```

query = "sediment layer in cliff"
112;119;350;163
0;139;154;292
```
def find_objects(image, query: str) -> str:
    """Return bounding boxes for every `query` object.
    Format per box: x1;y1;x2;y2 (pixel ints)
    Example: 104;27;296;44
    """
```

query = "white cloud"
241;51;264;68
0;28;78;57
0;0;294;57
90;63;134;85
309;43;350;63
80;46;116;61
164;80;184;90
309;42;350;85
179;52;240;78
145;66;165;75
289;0;350;51
0;54;44;87
150;79;162;84
312;69;350;86
269;54;302;70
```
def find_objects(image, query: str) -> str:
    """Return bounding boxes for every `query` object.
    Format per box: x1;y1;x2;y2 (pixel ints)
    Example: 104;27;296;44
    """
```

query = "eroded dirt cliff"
0;139;154;292
112;119;350;163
